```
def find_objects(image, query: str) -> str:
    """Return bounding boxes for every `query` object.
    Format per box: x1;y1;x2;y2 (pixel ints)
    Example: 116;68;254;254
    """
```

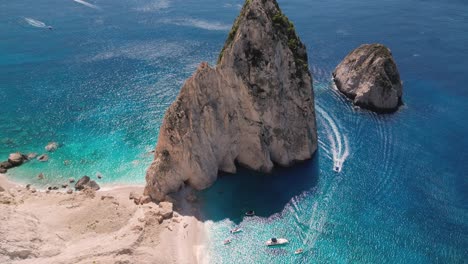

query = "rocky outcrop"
0;152;29;173
333;43;403;113
37;154;49;162
75;176;100;191
145;0;317;201
45;142;59;152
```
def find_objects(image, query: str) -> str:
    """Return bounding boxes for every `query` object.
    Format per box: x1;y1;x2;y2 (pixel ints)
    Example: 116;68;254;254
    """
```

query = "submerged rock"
37;154;49;162
333;43;403;112
145;0;317;201
45;142;58;152
27;153;37;160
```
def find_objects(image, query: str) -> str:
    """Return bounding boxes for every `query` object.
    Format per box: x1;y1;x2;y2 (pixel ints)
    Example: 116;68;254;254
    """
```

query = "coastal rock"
138;195;152;205
8;153;27;166
66;189;73;194
75;176;90;190
69;178;75;183
333;43;403;112
0;168;6;174
145;0;317;201
0;185;4;192
37;173;44;180
37;154;49;162
45;142;58;152
158;202;173;219
0;161;13;170
129;192;138;200
27;153;37;160
87;180;100;191
75;176;100;191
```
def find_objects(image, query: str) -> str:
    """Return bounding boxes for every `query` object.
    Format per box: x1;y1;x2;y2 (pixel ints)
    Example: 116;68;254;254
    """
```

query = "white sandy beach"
0;174;208;264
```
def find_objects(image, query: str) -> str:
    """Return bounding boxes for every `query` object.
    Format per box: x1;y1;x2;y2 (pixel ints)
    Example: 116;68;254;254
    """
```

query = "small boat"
230;227;243;234
266;238;289;246
223;239;232;245
245;210;255;216
333;166;339;172
294;248;304;255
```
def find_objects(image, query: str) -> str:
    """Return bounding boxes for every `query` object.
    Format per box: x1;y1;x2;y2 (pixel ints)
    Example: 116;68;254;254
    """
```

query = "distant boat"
223;239;232;245
333;166;339;172
230;227;242;234
266;238;289;246
294;248;304;255
245;210;255;216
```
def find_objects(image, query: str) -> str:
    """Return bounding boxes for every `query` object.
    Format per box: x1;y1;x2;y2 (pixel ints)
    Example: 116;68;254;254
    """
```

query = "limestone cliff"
333;43;403;112
145;0;317;201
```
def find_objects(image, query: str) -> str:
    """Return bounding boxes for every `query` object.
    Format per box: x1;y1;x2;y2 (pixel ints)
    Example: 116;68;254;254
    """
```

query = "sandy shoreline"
0;173;209;264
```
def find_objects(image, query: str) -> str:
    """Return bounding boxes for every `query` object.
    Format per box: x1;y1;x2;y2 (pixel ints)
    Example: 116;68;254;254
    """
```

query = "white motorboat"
294;248;304;255
230;227;243;234
266;238;289;246
245;210;255;216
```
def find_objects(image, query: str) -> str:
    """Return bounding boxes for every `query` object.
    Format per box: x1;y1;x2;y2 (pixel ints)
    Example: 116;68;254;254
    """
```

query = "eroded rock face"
145;0;317;201
333;43;403;112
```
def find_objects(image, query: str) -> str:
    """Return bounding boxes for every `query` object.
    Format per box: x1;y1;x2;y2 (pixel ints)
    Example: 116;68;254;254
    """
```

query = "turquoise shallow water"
1;0;467;263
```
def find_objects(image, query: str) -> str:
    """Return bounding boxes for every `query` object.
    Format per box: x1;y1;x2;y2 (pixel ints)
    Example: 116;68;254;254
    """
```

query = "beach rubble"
0;174;202;263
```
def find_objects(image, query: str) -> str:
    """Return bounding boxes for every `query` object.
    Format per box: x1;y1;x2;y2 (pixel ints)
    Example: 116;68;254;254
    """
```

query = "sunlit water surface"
1;0;467;262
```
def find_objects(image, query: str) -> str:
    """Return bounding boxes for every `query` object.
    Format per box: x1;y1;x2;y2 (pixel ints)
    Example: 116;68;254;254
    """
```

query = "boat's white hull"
266;238;289;246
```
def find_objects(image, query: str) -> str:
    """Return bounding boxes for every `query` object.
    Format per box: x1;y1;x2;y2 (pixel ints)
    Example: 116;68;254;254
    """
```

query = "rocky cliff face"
333;43;403;113
145;0;317;201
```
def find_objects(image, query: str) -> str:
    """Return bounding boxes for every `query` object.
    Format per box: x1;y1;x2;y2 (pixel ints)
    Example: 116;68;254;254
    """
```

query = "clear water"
1;0;467;263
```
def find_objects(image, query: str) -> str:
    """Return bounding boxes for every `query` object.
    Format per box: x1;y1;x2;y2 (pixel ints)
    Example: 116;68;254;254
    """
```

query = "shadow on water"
182;155;319;224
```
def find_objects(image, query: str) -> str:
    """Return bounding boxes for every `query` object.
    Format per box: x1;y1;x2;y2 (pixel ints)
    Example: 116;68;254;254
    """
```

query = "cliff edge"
145;0;317;201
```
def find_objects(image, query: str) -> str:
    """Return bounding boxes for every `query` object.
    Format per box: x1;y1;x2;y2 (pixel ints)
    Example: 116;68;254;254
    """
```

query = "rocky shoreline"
0;174;207;264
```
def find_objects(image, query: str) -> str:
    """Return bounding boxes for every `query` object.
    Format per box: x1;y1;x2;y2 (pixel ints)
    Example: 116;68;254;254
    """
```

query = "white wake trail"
73;0;100;10
315;105;349;172
24;18;47;28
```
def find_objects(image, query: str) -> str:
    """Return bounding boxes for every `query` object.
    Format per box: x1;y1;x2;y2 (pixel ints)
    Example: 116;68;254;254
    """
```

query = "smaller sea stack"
333;43;403;113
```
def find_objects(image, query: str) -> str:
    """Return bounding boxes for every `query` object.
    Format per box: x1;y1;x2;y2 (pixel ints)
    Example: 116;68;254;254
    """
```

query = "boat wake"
315;104;349;172
73;0;100;10
24;18;48;28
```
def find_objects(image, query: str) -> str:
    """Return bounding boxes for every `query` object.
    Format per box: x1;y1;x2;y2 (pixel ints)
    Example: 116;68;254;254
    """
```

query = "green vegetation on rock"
218;0;251;64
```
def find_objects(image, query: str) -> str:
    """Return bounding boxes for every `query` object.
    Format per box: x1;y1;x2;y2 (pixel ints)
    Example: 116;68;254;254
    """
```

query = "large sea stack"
333;43;403;113
145;0;318;201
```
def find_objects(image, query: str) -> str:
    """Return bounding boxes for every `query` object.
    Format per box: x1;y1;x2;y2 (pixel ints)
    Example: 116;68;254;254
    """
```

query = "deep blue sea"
1;0;467;263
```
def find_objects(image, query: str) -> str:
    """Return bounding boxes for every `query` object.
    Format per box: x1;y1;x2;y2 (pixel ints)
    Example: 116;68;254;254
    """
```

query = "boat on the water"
230;227;242;234
266;238;289;246
294;248;304;255
223;239;232;245
245;210;255;216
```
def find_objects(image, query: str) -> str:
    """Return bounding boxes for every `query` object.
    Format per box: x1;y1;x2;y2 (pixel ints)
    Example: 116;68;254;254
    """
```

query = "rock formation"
75;176;100;191
45;142;59;152
145;0;317;201
0;152;29;173
333;43;403;113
